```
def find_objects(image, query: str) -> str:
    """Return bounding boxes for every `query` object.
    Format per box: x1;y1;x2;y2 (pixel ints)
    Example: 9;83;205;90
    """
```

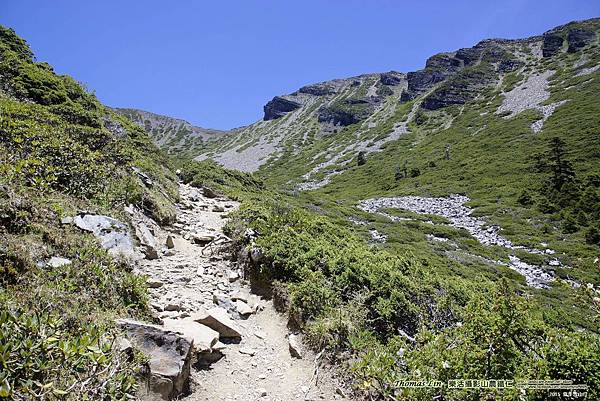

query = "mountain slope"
180;18;600;328
0;25;180;399
115;108;228;158
195;18;600;189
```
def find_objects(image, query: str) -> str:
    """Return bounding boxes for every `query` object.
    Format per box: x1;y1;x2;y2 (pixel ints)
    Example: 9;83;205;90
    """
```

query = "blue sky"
2;1;599;129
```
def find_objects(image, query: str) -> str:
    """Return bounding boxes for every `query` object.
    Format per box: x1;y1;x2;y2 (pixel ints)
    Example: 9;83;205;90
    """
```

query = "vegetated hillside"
0;26;179;399
115;108;228;158
186;18;600;323
167;19;600;399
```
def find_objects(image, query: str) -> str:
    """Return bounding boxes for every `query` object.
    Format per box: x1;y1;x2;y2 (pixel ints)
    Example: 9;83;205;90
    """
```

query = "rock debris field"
122;184;345;401
357;195;555;288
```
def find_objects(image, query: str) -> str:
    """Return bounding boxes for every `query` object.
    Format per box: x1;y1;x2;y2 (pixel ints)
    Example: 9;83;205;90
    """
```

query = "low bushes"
228;201;600;400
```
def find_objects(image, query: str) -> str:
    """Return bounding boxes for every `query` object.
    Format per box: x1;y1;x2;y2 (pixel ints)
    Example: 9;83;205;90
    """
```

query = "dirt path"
135;184;345;401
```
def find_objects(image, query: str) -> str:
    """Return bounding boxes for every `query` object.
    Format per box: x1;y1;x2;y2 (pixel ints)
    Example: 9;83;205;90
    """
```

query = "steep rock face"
318;97;377;126
455;47;483;66
379;71;404;86
567;28;596;52
263;96;302;120
403;53;463;100
421;63;496;110
542;34;564;57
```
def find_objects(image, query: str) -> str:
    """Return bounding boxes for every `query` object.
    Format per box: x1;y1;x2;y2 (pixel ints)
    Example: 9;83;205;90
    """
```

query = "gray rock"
542;34;564;57
136;222;159;260
74;214;135;257
230;290;250;304
192;307;242;338
147;278;164;288
118;337;133;356
117;319;192;400
166;236;175;249
132;166;154;187
249;246;264;265
298;83;336;96
567;28;595;53
263;96;301;120
212;205;225;212
191;233;215;245
379;71;404;86
164;303;181;312
202;187;218;199
162;318;219;353
235;300;253;316
228;271;240;283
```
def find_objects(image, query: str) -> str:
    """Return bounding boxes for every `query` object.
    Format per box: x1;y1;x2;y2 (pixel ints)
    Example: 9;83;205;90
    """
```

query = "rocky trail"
122;184;345;401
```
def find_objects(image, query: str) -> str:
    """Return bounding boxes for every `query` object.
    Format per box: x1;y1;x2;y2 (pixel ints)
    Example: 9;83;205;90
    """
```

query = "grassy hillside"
0;26;179;399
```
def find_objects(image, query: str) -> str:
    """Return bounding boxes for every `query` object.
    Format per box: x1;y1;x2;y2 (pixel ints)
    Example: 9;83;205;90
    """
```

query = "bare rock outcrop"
117;319;193;401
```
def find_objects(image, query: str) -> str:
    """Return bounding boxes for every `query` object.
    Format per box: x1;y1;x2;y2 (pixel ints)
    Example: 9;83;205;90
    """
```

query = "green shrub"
0;305;139;400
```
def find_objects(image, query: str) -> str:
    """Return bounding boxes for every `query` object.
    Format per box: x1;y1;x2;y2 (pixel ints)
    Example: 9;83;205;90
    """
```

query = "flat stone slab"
163;318;220;353
192;307;242;338
74;214;135;257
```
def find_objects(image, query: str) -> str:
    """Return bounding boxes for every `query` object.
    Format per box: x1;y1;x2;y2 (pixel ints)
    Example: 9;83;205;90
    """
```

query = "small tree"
357;151;366;166
394;165;403;181
546;137;576;192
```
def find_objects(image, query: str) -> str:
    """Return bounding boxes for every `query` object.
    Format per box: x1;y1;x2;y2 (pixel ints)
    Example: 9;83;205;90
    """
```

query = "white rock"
228;271;240;283
288;333;303;358
235;300;253;316
47;256;71;268
230;290;250;303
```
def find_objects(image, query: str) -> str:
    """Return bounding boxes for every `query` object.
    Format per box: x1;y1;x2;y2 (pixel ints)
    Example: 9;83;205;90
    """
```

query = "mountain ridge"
159;17;598;184
115;107;228;157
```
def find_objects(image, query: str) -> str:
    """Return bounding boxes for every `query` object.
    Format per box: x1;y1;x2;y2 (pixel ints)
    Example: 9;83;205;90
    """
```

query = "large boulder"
74;214;136;257
263;96;302;120
117;319;193;400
